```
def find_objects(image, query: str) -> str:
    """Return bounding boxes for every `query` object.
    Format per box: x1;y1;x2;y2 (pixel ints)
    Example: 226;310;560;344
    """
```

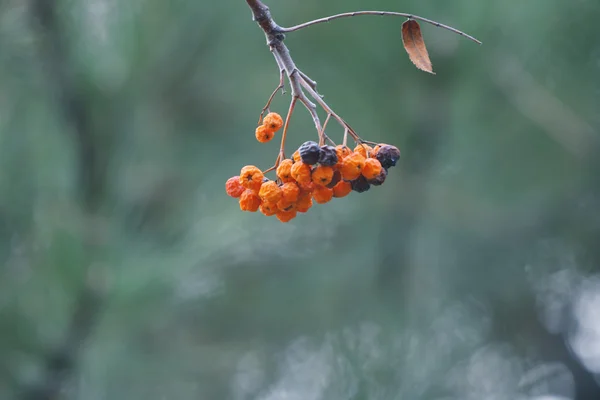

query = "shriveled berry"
371;143;387;158
260;201;278;216
239;165;264;191
350;176;371;193
226;176;245;198
290;162;312;184
276;159;294;182
362;158;382;180
318;145;338;167
354;144;373;158
258;180;282;204
376;145;401;169
239;189;261;211
335;145;352;161
326;170;341;189
299;141;321;165
292;150;301;163
262;112;283;132
277;198;296;212
280;182;300;203
276;209;297;223
312;185;334;204
368;168;387;186
332;180;352;198
339;152;366;181
255;125;274;143
297;180;315;193
312;165;334;186
296;191;313;213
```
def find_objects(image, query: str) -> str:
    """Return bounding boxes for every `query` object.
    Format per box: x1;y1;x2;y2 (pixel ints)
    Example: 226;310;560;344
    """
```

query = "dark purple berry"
368;168;387;186
376;145;401;169
298;141;321;165
318;145;338;167
350;176;371;193
326;170;342;189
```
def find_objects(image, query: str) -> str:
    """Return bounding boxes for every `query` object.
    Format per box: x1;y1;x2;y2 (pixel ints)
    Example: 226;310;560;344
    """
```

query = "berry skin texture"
280;182;300;203
226;176;245;198
239;189;262;211
277;198;296;212
318;145;338;167
260;202;278;216
376;145;401;169
326;170;342;189
293;150;301;163
362;158;383;180
368;168;387;186
276;209;297;223
351;176;371;193
296;192;313;212
354;144;373;158
290;162;312;184
371;143;387;158
299;141;321;165
239;165;264;191
340;152;366;181
255;125;274;143
297;180;315;193
258;180;282;204
312;165;334;186
335;145;352;161
312;185;334;204
276;159;294;182
332;180;352;198
262;112;283;132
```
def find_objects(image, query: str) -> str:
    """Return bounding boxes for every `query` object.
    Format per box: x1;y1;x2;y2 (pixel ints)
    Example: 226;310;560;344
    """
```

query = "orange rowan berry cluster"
225;139;401;223
255;112;284;143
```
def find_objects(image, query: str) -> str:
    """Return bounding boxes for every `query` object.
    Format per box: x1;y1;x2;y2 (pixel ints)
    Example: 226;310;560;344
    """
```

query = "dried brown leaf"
401;19;435;74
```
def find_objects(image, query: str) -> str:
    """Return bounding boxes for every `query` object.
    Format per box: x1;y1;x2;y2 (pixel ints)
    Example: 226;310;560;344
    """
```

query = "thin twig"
257;66;285;125
281;11;482;45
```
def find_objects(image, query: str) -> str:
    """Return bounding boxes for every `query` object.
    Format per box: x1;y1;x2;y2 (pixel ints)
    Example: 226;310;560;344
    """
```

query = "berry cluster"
255;112;283;143
226;115;401;223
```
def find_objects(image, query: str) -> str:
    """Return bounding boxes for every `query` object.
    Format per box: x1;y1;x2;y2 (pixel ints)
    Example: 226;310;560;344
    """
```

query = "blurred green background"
1;0;600;399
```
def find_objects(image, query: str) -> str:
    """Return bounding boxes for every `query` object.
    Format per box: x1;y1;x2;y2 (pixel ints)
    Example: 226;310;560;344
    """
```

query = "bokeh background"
1;0;600;399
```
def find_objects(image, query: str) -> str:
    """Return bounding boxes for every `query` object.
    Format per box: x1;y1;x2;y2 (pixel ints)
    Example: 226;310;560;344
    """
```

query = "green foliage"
1;0;599;399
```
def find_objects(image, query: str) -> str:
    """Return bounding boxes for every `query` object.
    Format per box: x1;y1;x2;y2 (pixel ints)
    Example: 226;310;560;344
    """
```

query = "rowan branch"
280;11;482;45
246;0;479;168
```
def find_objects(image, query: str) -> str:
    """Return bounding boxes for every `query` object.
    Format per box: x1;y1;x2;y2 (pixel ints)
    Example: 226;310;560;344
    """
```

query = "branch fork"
245;0;480;173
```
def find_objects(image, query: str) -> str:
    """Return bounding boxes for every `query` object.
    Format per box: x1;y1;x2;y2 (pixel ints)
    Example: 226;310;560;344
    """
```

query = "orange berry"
225;176;245;198
277;197;296;212
276;209;297;223
260;201;278;216
263;112;283;132
362;158;382;180
297;180;315;193
326;170;342;189
371;143;386;158
239;165;264;191
339;152;366;181
311;165;334;186
239;189;261;212
280;182;300;203
290;162;312;184
276;159;294;182
332;180;352;198
258;180;282;204
296;191;313;213
354;144;373;158
292;150;301;163
255;125;274;143
335;145;352;161
312;185;333;204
